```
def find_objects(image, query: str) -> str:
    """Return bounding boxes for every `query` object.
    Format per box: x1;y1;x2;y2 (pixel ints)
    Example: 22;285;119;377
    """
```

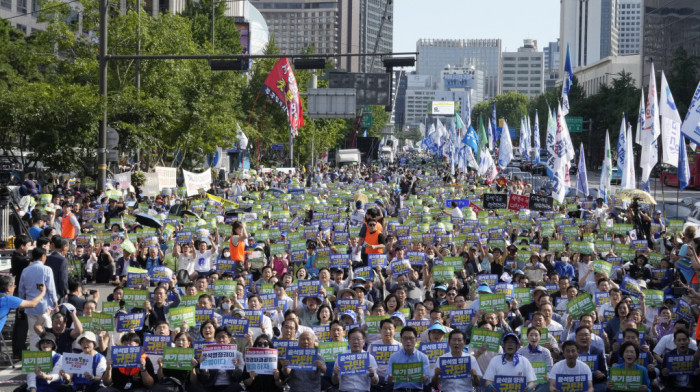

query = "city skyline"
393;0;560;54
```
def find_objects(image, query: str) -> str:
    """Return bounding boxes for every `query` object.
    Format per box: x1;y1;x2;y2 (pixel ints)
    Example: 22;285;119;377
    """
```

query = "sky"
393;0;561;54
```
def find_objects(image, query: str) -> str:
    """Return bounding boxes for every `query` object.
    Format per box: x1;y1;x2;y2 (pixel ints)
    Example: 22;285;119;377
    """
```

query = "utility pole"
97;0;108;193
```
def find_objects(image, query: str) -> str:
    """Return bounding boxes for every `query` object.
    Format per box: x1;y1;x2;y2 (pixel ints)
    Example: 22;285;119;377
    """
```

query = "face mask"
221;302;231;310
222;251;231;258
561;257;569;262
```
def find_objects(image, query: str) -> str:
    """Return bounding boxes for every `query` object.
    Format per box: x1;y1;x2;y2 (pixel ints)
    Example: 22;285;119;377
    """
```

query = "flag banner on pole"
533;111;541;164
680;82;700;147
498;120;513;168
660;71;681;167
679;134;690;191
561;44;573;116
261;58;305;136
640;62;660;190
600;130;612;199
636;91;644;146
577;143;589;196
492;102;498;143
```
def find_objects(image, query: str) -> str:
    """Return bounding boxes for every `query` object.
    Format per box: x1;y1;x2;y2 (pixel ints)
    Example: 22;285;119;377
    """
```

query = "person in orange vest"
360;219;386;265
60;202;81;239
229;220;248;274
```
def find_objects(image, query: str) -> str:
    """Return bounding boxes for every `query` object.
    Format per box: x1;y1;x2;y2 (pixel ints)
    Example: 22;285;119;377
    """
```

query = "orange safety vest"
229;236;246;262
61;213;76;239
364;229;383;254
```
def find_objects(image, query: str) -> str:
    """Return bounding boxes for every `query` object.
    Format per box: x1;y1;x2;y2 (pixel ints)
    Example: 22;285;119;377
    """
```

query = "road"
583;169;700;202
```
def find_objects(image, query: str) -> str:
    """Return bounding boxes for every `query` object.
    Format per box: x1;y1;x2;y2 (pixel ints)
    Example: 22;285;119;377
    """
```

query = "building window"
15;23;26;33
16;0;25;13
1;0;11;10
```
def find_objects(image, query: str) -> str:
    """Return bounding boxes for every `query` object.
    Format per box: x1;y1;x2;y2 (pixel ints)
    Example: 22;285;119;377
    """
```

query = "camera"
630;197;641;212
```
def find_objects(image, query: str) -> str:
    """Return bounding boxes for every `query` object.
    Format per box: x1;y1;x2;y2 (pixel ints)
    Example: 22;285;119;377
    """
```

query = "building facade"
338;0;393;73
500;39;545;98
416;38;502;103
560;0;619;73
573;54;641;96
543;40;561;92
439;65;484;105
642;0;700;87
618;0;642;55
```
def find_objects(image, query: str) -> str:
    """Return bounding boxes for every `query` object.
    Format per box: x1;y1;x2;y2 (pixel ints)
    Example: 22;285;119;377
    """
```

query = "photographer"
627;197;652;247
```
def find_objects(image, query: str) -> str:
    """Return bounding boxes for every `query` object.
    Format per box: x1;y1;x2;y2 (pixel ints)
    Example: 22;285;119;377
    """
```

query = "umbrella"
268;187;286;195
353;192;369;205
135;213;163;228
615;189;656;205
182;210;202;221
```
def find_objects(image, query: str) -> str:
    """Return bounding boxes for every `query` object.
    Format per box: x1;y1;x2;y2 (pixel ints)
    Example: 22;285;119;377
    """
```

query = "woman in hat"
28;332;64;392
59;331;106;392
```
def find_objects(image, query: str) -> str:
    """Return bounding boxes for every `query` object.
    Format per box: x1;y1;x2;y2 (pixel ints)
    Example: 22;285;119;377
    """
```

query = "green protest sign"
123;289;148;308
90;312;114;332
479;293;507;313
22;351;52;372
162;347;195;370
642;290;664;307
513;288;532;304
214;280;237;297
593;260;612;276
392;362;423;383
433;265;454;281
102;302;120;314
567;293;596;318
610;367;643;391
169;306;196;328
531;361;547;384
470;328;503;353
318;341;348;363
365;315;389;335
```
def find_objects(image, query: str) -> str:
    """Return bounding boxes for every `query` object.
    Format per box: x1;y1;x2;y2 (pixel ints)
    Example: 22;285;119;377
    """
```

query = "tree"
668;46;700;119
471;92;530;132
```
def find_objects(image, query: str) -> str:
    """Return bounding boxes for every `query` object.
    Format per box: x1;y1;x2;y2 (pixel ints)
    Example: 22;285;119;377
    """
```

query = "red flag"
261;58;305;136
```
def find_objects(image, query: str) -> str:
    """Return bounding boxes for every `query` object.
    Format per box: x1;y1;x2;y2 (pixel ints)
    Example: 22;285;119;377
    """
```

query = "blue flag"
363;130;367;137
562;44;573;116
577;143;589;196
533;111;541;164
464;125;479;154
679;134;690;191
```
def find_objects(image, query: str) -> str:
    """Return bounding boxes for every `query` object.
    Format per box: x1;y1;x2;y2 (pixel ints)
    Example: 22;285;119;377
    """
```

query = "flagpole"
256;99;268;171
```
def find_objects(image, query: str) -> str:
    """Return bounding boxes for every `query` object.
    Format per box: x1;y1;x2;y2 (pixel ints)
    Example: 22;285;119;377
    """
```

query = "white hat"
77;331;98;345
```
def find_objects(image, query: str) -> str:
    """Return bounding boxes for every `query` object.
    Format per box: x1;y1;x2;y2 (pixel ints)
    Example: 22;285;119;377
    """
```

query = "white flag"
236;123;249;150
681;81;700;146
660;71;681;167
641;62;660;189
635;90;644;146
600;130;612;198
551;114;568;203
625;123;636;190
498;120;514;168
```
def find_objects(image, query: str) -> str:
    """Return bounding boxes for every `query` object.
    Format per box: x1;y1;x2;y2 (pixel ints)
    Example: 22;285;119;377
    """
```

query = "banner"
113;172;131;190
163;347;195;371
123;289;148;308
22;351;52;372
620;275;642;298
155;166;177;189
200;344;238;370
438;356;470;379
318;341;348;363
142;172;160;197
479;293;507;313
338;352;370;375
483;193;508;210
169;306;196;329
448;309;474;327
508;194;530;212
223;317;249;338
529;194;554;211
111;345;142;368
274;340;299;360
245;347;278;375
261;58;305;135
183;168;212;197
419;342;448;364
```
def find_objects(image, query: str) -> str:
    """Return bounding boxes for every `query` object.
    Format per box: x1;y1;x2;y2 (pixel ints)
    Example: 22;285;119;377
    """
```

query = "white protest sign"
155;166;177;189
183;168;212;197
62;353;92;375
142;172;160;197
113;172;131;190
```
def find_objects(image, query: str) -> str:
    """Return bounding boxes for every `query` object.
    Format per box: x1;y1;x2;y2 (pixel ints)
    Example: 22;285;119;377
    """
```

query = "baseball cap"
502;332;521;347
339;310;357;323
390;312;406;325
477;282;492;293
427;322;447;334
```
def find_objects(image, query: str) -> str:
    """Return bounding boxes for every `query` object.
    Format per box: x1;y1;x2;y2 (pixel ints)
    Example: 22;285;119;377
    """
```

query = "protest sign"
610;367;643;391
418;342;448;364
664;354;695;375
200;344;238;370
448;309;474;327
111;346;142;368
150;266;173;283
116;312;146;332
222;317;249;338
531;361;547;383
479;293;507;313
143;334;171;355
169;306;196;329
338;352;370;375
287;348;317;371
62;353;92;374
162;347;195;371
22;351;52;373
470;328;503;353
438;356;471;379
494;375;526;392
529;194;554;211
567;293;596;319
274;340;299;360
245;348;278;375
508;194;530;212
369;344;400;365
318;341;348;363
391;362;423;383
620;275;642;297
483;194;508;210
123;289;148;308
555;374;588;392
368;254;387;269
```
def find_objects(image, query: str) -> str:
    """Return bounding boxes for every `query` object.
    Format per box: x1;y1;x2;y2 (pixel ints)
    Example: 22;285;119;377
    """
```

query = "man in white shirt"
443;201;463;220
548;340;594;392
484;333;536;392
652;319;697;364
431;329;481;392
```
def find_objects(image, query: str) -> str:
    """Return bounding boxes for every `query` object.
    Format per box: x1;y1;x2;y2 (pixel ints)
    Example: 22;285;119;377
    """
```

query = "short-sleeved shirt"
0;294;23;331
437;352;482;392
483;354;537;383
548;359;593;384
334;350;378;392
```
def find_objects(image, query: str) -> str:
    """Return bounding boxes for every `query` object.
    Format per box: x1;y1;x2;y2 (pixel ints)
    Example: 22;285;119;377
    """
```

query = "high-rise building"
543;40;561;91
416;38;502;102
251;0;340;57
338;0;393;73
500;39;545;99
560;0;619;73
0;0;82;34
618;0;642;55
440;65;484;105
642;0;700;87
